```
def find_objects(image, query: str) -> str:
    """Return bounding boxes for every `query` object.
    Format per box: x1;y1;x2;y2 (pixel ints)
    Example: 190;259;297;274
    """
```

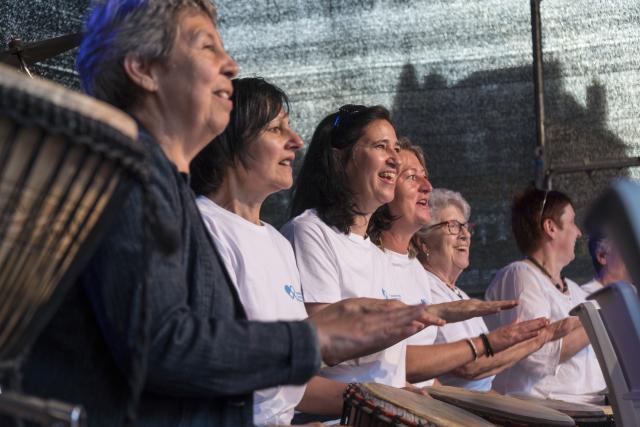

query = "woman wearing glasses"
484;186;606;404
284;107;544;392
369;142;566;391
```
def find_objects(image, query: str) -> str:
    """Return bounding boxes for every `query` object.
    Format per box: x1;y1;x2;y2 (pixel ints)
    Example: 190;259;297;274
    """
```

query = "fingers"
491;299;519;310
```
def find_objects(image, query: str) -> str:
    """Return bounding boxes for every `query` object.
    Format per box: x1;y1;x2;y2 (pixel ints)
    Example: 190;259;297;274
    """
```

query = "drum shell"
0;64;143;368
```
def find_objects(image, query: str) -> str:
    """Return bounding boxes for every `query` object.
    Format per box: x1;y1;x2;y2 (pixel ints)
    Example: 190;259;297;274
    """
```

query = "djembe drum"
512;396;614;426
0;63;143;424
342;383;496;426
425;385;576;427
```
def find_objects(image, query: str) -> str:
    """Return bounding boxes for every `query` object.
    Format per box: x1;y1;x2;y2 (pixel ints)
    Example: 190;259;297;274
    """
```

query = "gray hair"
77;0;217;110
415;188;471;240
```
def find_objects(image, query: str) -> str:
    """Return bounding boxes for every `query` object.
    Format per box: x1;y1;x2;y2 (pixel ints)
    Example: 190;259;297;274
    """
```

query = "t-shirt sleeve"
287;220;342;303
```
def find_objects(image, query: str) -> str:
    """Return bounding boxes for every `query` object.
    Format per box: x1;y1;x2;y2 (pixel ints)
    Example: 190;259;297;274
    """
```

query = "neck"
528;246;563;283
422;259;462;287
350;213;372;236
132;102;212;173
211;174;266;225
597;270;629;287
380;222;418;254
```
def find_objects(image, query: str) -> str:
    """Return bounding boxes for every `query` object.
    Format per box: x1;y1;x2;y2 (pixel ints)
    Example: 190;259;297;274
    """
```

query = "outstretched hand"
427;299;519;323
308;298;445;366
537;316;582;344
487;317;549;353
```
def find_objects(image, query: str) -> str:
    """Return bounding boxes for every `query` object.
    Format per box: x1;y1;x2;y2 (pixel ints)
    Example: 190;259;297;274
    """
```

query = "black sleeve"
83;141;320;398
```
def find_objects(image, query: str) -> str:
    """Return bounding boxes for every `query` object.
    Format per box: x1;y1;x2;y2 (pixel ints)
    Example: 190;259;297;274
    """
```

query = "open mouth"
214;89;231;99
378;170;396;184
278;158;294;167
416;199;429;207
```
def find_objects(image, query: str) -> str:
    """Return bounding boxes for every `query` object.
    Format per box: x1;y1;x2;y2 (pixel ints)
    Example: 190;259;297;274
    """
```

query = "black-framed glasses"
538;190;549;228
428;220;474;236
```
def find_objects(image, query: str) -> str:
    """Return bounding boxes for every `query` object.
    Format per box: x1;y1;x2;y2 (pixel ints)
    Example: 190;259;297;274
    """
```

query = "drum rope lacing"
343;384;430;427
0;83;163;424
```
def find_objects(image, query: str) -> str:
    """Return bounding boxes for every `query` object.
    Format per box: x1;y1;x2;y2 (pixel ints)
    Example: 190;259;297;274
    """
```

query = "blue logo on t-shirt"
284;284;304;302
381;288;401;300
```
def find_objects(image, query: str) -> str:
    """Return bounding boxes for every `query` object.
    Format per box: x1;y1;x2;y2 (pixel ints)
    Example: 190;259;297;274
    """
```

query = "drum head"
426;385;575;426
360;383;496;427
511;395;611;422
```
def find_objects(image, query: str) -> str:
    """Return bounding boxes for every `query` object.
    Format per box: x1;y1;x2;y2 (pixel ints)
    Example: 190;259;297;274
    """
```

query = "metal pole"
531;0;549;190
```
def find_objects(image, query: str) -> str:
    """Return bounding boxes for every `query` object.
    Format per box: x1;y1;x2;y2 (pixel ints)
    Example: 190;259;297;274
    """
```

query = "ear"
596;249;608;267
123;53;159;92
541;217;557;238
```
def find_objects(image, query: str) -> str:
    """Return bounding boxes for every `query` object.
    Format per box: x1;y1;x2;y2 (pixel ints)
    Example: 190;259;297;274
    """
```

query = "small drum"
425;385;576;426
511;396;614;426
0;64;143;370
342;383;496;426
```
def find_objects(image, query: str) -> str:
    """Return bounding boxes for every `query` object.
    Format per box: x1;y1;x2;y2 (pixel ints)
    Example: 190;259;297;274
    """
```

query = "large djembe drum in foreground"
0;64;144;425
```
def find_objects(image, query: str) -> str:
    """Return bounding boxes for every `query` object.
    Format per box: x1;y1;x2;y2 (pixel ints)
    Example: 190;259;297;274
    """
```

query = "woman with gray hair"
22;2;437;426
369;140;572;391
411;188;572;390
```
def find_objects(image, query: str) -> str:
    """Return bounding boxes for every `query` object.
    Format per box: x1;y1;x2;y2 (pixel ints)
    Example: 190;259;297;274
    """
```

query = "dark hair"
588;233;608;275
289;105;394;234
511;184;573;255
190;77;289;196
368;137;423;246
77;0;217;110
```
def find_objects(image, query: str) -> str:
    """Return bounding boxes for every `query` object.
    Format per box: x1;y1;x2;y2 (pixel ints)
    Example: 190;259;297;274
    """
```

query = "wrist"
479;333;495;357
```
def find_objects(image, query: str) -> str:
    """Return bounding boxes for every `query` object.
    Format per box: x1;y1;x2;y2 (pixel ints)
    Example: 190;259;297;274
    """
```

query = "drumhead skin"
426;385;576;427
511;395;610;421
0;64;137;141
355;383;496;427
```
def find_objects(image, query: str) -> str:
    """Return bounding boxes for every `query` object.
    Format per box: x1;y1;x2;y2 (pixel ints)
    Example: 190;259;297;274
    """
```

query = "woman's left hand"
426;299;518;323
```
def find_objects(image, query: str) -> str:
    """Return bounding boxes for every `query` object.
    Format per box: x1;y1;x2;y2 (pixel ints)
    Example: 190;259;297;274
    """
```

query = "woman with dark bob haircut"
485;185;606;404
191;77;360;424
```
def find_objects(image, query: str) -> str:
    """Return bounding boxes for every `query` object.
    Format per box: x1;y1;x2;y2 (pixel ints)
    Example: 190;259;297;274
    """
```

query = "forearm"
559;326;590;363
296;376;346;416
146;316;321;397
406;338;484;383
452;336;541;380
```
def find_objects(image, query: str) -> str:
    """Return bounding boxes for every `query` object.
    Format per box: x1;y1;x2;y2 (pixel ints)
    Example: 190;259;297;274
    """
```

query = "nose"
286;128;304;151
221;52;240;79
386;147;401;170
418;176;433;194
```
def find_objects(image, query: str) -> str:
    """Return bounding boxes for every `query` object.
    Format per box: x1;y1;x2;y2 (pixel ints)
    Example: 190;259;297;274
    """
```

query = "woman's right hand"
486;317;549;354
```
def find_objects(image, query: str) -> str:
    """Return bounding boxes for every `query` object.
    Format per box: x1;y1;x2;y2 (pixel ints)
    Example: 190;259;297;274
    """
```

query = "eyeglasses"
538;190;549;228
428;220;474;236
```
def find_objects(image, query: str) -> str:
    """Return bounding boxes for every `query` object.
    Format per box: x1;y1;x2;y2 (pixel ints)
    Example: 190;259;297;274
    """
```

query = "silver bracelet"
465;338;479;361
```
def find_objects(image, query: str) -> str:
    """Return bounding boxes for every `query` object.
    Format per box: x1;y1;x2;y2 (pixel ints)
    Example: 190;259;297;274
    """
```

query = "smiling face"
422;204;471;276
389;150;433;233
238;108;304;199
344;119;400;214
151;11;239;143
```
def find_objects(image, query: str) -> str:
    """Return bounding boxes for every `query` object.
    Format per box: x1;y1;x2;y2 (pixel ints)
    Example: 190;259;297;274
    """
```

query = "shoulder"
487;260;542;297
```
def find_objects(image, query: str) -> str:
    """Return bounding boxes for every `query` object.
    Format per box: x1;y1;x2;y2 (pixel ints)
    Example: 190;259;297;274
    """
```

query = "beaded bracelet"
479;333;494;357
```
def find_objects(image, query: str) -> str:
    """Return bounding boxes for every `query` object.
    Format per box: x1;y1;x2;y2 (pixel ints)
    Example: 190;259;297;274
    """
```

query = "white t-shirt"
581;278;603;295
426;270;494;391
484;260;606;404
197;197;307;426
384;250;437;388
282;209;407;387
